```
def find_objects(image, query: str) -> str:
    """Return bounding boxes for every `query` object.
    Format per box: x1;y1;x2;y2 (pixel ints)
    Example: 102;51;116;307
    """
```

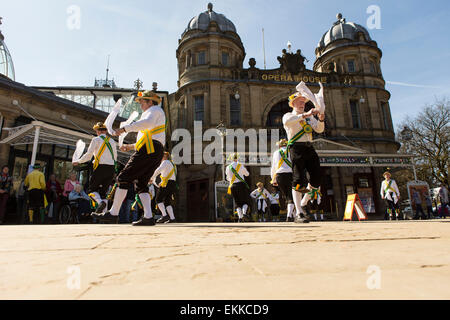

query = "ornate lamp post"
216;121;227;181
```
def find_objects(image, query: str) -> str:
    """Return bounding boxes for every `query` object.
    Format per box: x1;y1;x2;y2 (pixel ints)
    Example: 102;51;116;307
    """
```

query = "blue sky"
2;0;450;132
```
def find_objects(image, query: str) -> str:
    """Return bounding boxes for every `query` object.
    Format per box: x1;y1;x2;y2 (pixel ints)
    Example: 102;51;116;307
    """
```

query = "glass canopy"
0;38;15;80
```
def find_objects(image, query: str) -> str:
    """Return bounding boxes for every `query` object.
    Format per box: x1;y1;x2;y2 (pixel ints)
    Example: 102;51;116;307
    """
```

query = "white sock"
287;203;295;218
292;190;303;217
166;206;175;220
314;213;318;220
109;188;127;216
139;193;153;219
101;199;108;213
321;214;324;220
237;207;243;219
92;192;102;205
158;203;167;217
242;204;248;215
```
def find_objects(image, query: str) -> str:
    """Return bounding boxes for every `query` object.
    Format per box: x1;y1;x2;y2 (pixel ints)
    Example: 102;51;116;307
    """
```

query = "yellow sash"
161;162;176;188
93;137;110;171
227;163;242;195
136;125;166;154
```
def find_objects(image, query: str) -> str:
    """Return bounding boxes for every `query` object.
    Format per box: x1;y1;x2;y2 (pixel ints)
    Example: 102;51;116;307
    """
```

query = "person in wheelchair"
68;184;92;221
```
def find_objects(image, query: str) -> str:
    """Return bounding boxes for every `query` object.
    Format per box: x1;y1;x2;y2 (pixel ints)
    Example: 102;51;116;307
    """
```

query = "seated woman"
63;172;80;198
68;184;92;220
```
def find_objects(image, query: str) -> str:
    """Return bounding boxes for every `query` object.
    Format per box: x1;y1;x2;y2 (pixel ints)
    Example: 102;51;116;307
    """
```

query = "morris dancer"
380;171;400;220
226;153;250;223
250;182;271;222
151;152;178;224
283;82;325;223
73;122;117;215
269;187;281;222
92;91;165;226
271;139;296;222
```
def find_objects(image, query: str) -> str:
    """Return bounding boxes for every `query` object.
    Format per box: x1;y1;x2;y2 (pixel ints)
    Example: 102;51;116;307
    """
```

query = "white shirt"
251;188;271;211
282;110;325;142
123;106;166;146
226;161;249;185
380;179;400;203
271;147;292;180
270;193;280;205
77;134;117;166
151;160;177;186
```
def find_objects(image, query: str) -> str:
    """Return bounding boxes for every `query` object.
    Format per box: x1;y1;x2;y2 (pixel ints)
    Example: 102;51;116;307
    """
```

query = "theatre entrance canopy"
0;121;130;165
227;138;416;176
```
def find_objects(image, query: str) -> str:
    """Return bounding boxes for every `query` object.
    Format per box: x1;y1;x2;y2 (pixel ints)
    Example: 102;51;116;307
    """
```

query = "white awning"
0;121;131;164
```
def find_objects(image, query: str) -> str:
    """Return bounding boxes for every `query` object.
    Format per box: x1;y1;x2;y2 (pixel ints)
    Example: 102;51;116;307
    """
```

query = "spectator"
424;192;433;219
438;184;449;218
63;172;80;197
411;188;427;220
16;179;26;224
68;184;92;220
0;165;13;224
24;164;46;224
46;174;63;223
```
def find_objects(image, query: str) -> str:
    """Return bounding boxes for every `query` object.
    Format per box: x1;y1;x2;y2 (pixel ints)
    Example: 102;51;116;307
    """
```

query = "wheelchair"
59;196;80;224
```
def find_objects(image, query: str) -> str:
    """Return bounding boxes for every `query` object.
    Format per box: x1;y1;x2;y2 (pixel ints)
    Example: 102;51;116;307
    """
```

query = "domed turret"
318;13;372;50
314;13;381;76
0;18;15;81
183;3;237;36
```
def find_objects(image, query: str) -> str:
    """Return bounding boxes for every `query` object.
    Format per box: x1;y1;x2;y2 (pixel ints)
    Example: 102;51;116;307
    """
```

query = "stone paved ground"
0;220;449;300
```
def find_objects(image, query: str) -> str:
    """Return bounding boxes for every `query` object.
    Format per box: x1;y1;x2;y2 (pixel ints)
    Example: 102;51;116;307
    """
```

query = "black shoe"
295;217;310;224
91;212;118;224
132;217;155;226
157;215;170;224
165;219;177;224
95;201;107;214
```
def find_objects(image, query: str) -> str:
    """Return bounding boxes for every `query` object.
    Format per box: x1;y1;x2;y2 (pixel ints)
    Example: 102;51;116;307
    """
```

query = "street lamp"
216;121;227;182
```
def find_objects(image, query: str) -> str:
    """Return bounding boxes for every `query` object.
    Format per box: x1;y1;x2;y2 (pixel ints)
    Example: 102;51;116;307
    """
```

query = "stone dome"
183;3;237;35
318;13;372;49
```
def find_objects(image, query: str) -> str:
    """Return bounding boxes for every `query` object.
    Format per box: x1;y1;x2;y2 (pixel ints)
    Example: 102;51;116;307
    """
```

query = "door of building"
187;179;209;222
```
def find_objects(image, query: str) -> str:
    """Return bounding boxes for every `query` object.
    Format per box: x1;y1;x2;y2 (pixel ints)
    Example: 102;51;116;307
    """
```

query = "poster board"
406;181;430;215
358;188;376;214
343;194;368;221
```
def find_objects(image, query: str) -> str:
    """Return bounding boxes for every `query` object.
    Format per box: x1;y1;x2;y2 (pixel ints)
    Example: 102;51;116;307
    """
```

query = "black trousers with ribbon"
117;141;164;194
88;164;115;198
289;142;321;190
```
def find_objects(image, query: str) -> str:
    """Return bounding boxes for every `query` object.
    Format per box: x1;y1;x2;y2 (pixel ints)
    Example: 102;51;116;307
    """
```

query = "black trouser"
275;172;293;203
270;204;280;216
231;182;250;208
289;142;321;189
156;180;177;207
88;164;115;198
384;198;399;219
117;141;164;194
